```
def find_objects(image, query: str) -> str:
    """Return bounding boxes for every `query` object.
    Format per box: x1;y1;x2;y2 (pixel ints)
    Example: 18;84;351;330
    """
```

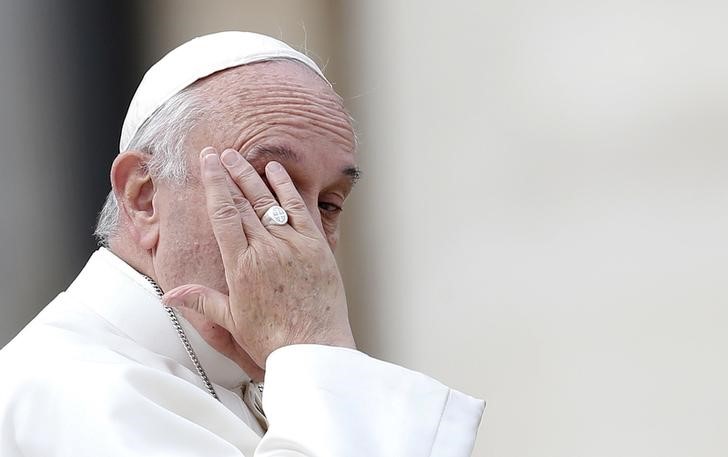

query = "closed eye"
319;202;343;214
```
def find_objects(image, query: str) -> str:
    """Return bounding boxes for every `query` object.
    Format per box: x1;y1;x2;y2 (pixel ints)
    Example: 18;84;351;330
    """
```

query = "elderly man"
0;32;484;456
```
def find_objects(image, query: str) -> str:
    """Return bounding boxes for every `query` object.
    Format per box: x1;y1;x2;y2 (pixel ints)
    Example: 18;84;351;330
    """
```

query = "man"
0;31;484;456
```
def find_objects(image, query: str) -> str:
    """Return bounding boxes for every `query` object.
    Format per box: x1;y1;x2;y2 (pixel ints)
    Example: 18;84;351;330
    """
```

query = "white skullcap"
119;31;327;152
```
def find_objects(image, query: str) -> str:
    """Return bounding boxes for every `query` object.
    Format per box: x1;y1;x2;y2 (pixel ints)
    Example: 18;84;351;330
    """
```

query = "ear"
111;151;159;250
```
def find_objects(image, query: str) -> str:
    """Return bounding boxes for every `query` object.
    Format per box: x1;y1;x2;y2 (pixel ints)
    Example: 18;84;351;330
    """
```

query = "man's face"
152;61;358;295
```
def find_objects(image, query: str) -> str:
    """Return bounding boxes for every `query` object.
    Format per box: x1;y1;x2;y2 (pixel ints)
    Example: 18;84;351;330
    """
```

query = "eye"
318;201;343;215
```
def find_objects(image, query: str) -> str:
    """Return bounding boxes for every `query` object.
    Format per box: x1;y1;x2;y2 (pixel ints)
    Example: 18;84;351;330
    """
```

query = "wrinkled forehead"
198;59;335;94
188;60;355;154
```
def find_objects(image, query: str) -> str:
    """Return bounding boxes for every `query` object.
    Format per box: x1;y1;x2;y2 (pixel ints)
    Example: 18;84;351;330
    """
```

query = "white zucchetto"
119;31;327;152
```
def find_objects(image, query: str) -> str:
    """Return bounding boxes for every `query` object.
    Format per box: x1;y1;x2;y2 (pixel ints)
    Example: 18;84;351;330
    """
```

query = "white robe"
0;248;485;456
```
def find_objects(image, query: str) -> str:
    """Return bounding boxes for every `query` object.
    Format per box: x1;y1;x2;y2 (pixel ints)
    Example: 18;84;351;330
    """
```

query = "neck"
109;236;156;279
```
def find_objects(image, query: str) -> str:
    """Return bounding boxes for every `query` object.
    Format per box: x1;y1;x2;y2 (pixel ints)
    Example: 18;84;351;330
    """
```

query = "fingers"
265;161;319;236
219;149;279;219
217;149;268;241
162;284;232;330
216;147;317;237
200;149;248;260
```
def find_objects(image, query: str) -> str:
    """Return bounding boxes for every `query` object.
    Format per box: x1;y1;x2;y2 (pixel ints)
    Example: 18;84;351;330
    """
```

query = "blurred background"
1;1;727;455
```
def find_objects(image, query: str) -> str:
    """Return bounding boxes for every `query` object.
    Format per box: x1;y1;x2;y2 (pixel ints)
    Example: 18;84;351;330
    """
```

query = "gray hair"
94;60;354;247
94;87;203;247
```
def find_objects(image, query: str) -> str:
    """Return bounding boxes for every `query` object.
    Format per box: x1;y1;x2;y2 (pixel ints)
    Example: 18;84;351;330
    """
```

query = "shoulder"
0;290;206;421
0;293;247;456
1;291;134;377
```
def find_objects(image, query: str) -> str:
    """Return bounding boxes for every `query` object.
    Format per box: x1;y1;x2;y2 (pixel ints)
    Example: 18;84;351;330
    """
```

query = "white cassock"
0;248;485;456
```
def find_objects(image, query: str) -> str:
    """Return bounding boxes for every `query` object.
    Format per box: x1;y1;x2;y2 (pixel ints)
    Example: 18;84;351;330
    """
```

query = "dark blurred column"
0;1;141;345
60;1;145;254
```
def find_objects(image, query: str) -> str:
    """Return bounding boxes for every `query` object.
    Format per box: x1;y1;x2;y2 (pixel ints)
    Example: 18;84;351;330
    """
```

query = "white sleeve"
2;344;483;457
257;345;485;457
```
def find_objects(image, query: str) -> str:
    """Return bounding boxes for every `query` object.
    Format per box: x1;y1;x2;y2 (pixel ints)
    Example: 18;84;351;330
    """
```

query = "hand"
162;147;356;368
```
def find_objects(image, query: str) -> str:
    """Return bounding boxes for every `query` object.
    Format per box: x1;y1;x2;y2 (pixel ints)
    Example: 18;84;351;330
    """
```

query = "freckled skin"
144;61;357;380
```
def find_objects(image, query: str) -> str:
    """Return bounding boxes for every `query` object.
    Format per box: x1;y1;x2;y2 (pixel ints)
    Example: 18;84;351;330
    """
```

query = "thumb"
162;284;231;328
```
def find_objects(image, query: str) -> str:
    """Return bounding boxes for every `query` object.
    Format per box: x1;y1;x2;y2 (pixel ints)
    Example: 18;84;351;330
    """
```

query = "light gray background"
1;1;726;456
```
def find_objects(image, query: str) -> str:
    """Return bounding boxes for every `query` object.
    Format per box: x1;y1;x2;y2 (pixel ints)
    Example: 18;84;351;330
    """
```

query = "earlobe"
110;151;159;250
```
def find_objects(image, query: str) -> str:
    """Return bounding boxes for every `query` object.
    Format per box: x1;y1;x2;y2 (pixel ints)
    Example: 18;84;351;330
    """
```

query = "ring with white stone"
261;205;288;227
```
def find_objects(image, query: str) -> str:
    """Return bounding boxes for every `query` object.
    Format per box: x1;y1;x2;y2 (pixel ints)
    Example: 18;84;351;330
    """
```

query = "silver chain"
143;275;220;401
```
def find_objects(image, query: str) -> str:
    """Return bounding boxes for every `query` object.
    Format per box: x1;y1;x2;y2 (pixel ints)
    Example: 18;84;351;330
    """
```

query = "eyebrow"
343;166;362;186
245;144;362;186
246;144;300;163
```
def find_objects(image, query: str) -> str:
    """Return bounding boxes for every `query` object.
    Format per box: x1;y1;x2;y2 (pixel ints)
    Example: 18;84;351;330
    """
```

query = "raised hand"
162;147;356;368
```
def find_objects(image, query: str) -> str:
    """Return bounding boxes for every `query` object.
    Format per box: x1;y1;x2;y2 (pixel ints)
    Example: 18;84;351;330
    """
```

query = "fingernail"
203;153;219;170
221;149;241;167
200;146;216;159
267;161;283;173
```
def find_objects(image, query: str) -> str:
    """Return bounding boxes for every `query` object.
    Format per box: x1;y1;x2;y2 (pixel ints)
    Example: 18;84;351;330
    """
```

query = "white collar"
67;248;250;391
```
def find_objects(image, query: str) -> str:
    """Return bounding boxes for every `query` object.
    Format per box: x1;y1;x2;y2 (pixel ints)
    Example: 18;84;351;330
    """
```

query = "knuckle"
235;202;253;216
210;203;239;222
180;284;205;296
194;294;206;314
206;169;229;186
231;193;249;208
229;163;257;183
252;196;278;212
285;197;307;213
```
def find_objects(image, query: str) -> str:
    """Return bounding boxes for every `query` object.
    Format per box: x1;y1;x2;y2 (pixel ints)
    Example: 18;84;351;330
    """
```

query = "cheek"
156;190;228;292
163;192;210;246
300;194;340;251
301;195;324;234
327;228;340;252
319;215;340;250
